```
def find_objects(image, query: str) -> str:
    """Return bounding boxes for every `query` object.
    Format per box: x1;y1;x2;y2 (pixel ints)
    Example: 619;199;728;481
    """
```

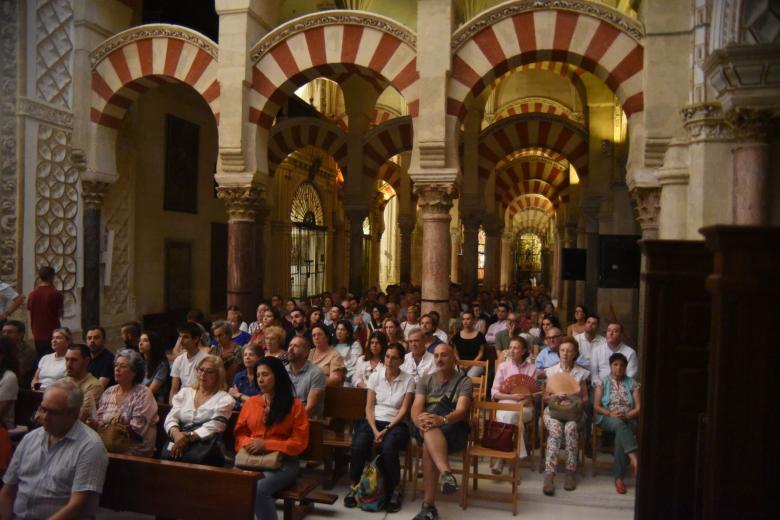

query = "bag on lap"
354;455;385;512
431;373;468;417
548;394;583;422
234;448;283;470
96;422;131;453
160;419;227;467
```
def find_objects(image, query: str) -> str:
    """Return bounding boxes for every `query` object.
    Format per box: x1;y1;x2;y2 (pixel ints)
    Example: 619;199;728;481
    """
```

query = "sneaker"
439;471;458;495
385;490;402;513
543;472;555;496
564;470;577;491
343;488;357;508
412;503;439;520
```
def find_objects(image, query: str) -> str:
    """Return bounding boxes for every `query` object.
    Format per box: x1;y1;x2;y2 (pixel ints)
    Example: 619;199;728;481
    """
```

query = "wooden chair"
537;388;586;476
463;400;526;515
321;386;368;489
409;432;470;507
457;360;489;422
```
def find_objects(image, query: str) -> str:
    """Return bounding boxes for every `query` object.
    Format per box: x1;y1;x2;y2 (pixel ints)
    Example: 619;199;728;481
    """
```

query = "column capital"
217;184;263;222
398;213;416;234
727;107;775;142
414;183;456;214
81;180;111;209
630;186;661;234
681;102;735;142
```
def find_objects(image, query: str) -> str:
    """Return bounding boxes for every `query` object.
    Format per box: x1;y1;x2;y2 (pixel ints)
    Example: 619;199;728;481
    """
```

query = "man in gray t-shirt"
411;344;473;520
286;336;325;418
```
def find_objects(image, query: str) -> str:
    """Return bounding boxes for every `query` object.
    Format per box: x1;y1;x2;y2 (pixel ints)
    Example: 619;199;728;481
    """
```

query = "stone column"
369;199;386;289
563;223;578;322
398;213;415;285
416;184;454;324
217;185;261;314
483;221;502;292
555;224;565;307
581;198;601;314
255;200;269;298
346;208;369;295
81;181;110;330
269;220;293;298
630;186;661;352
460;211;481;298
500;231;513;290
450;228;460;284
656;139;690;239
730;109;772;225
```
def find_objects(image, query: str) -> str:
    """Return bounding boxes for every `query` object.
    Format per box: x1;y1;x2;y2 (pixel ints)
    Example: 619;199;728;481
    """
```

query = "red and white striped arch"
497;147;568;169
498;156;569;191
90;26;220;128
511;207;553;234
506;194;556;220
494;97;579;123
497;178;560;208
377;161;403;191
362;116;413;177
249;12;419;130
478;114;588;178
268;117;348;175
449;5;644;121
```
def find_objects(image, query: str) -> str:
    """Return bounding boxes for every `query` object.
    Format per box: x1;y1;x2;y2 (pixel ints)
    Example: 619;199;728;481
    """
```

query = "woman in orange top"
234;356;309;520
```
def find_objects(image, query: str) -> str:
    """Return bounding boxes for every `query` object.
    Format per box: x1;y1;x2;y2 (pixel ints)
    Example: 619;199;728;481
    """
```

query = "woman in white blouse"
163;355;235;466
31;327;69;390
344;343;413;513
353;330;387;388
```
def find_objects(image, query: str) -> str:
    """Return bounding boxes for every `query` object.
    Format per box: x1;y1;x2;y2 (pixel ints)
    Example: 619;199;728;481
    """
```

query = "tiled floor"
98;457;635;519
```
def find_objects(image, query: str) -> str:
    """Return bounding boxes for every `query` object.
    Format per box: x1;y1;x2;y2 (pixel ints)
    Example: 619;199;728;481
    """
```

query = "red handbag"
481;419;517;452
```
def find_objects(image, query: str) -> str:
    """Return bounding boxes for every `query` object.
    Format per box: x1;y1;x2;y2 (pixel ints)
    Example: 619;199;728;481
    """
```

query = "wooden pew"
322;386;368;489
101;453;261;519
14;390;42;429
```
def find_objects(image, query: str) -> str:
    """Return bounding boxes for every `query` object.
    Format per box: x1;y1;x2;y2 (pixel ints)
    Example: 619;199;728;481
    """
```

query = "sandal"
615;479;627;494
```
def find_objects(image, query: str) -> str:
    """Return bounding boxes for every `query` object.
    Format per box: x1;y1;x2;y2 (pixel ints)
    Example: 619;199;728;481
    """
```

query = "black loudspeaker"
562;248;586;280
599;235;641;288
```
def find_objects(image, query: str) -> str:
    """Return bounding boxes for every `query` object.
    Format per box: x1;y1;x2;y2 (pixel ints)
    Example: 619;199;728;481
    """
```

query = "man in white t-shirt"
169;322;208;401
400;329;435;383
590;322;638;385
574;314;606;369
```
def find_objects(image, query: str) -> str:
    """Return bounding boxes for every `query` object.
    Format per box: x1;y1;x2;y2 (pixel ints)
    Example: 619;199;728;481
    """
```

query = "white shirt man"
590;322;638;385
574;316;607;368
400;330;435;383
485;304;510;345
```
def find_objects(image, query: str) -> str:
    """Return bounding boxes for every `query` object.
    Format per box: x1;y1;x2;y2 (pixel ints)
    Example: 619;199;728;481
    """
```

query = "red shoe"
615;479;627;494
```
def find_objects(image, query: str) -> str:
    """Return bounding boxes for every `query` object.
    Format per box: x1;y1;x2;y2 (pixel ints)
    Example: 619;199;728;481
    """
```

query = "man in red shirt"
26;266;63;359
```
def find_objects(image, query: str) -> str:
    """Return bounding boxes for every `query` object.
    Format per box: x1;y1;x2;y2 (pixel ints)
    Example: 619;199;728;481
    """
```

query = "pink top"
491;358;537;404
96;384;159;456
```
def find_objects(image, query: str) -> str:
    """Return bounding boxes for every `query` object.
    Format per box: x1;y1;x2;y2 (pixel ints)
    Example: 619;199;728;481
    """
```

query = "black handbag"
431;373;468;417
160;418;227;467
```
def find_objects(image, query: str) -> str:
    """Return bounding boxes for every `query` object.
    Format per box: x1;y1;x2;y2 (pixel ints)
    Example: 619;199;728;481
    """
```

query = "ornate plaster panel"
35;124;78;316
17;96;73;128
0;0;18;283
35;0;73;109
101;168;132;321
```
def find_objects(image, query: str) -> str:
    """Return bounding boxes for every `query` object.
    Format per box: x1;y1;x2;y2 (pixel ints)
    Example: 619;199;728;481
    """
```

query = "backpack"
353;455;385;512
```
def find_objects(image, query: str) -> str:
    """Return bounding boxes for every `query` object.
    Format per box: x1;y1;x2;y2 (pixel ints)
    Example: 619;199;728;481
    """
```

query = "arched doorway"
289;181;327;299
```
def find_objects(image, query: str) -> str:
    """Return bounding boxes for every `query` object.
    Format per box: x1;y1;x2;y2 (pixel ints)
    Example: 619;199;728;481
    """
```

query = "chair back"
323;386;368;421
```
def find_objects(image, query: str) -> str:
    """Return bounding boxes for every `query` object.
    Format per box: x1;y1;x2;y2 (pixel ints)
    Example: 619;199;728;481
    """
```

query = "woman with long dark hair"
139;331;170;403
333;319;363;387
353;330;388;388
234;356;309;520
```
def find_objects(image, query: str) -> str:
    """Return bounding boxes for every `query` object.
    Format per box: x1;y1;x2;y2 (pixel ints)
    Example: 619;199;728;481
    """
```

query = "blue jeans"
350;420;410;495
254;456;300;520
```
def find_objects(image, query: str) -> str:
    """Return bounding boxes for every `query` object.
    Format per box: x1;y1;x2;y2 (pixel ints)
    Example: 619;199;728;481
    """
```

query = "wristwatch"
442;415;449;425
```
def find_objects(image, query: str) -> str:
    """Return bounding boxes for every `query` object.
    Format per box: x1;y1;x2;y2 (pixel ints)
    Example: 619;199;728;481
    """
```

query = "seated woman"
345;343;413;512
542;336;589;495
353;330;387;389
94;349;159;457
263;325;288;363
163;355;235;466
450;310;486;376
489;336;536;474
566;305;588;338
367;304;386;333
210;320;244;383
229;343;263;409
226;307;252;346
333;319;364;387
31;327;70;390
0;337;19;431
234;356;309;520
139;331;170;403
593;352;640;494
309;324;345;387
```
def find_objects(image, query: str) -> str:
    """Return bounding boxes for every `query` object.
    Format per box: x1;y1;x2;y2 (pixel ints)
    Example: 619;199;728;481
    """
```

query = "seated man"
286;336;325;418
411;344;472;520
0;379;108;520
63;343;103;421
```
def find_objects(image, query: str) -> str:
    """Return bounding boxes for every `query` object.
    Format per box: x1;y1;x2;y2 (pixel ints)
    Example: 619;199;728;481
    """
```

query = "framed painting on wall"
164;240;192;312
164;114;199;213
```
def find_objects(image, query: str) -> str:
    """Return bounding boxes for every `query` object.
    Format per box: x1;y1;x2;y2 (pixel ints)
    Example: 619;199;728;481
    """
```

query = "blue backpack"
353;455;385;512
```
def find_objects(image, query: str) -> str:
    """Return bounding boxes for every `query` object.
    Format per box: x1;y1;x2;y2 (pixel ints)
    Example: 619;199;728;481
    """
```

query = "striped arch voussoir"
377;161;403;191
506;196;556;220
362;116;413;177
268;117;348;175
90;25;220;129
249;12;419;130
448;6;644;121
478;114;588;178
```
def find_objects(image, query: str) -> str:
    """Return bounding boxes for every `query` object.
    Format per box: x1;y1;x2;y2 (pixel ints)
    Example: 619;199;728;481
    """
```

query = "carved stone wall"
0;0;18;284
35;0;73;109
35;125;78;317
101;162;133;322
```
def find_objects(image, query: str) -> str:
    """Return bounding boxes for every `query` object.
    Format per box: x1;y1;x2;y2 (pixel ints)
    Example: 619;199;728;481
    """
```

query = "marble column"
500;231;513;290
346;208;369;295
630;186;661;352
398;213;415;285
563;224;578;322
81;180;110;330
730;109;772;225
581;198;601;315
483;223;502;292
416;184;454;325
450;229;460;284
460;213;481;298
555;225;565;307
217;185;261;314
369;200;386;289
255;200;269;298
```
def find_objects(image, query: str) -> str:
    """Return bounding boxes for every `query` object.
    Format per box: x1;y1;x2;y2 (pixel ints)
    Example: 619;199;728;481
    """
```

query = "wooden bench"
101;453;261;519
322;386;368;489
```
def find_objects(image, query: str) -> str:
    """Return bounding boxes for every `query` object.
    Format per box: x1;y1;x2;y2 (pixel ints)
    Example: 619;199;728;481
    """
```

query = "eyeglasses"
546;334;562;340
36;405;66;417
197;367;217;375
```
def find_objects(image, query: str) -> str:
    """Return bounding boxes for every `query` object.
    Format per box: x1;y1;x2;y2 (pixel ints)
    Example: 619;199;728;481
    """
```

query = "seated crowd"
0;277;641;520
